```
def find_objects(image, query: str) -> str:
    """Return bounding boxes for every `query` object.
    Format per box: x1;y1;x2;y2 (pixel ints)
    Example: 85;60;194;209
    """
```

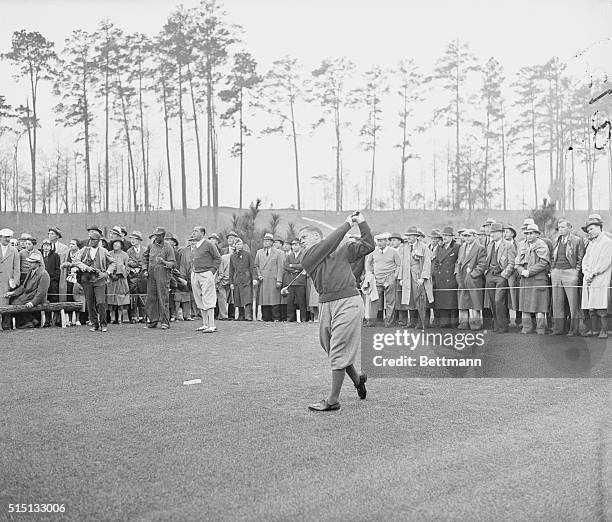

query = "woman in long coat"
229;238;256;321
107;239;131;323
455;230;486;329
515;225;550;334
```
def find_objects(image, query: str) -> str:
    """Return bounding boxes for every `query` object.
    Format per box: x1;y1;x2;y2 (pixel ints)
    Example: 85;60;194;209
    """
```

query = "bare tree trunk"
117;75;138;212
238;88;244;209
187;64;204;208
178;62;187;217
161;77;174;211
530;93;538;207
400;87;407;211
501;107;507;211
335;102;342;211
138;63;149;213
454;58;460;211
483;103;490;209
289;94;301;211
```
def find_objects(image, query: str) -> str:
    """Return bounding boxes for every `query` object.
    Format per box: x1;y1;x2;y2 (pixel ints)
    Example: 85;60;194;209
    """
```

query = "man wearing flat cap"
432;226;460;328
74;231;116;332
365;232;401;327
254;232;284;322
0;228;20;313
483;222;517;333
580;216;612;338
514;224;550;335
2;251;50;329
141;226;177;329
456;229;486;330
398;226;433;329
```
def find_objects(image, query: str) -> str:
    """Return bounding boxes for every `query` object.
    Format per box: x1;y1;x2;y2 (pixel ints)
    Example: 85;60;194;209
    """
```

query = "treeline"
0;0;610;215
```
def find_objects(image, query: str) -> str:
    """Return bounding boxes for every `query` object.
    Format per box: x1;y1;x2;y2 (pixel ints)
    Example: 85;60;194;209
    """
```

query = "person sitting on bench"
2;251;50;329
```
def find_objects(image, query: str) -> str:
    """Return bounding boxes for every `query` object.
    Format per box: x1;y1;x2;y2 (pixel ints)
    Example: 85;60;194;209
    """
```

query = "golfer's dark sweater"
301;221;375;303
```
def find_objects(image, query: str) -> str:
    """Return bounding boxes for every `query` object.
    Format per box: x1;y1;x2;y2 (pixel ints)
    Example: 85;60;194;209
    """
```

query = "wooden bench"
0;302;86;329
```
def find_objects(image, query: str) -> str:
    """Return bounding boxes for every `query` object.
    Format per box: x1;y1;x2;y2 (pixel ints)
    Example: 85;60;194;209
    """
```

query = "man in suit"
550;219;585;336
74;231;116;332
283;239;307;322
484;223;517;333
432;226;461;328
0;228;20;329
3;251;50;328
456;229;486;330
366;233;401;327
254;232;284;321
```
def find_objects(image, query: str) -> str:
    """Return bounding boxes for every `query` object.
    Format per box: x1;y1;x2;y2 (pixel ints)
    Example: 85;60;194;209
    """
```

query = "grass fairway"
1;321;611;521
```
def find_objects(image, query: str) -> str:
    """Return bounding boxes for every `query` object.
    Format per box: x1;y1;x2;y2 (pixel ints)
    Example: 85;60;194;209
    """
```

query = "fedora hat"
263;232;274;241
374;232;390;241
48;226;62;238
129;231;143;242
405;226;420;236
429;229;442;239
502;223;517;236
489;222;503;233
389;232;403;241
150;226;166;239
87;224;103;235
462;229;476;236
582;217;603;233
524;224;541;234
208;233;220;241
164;231;178;245
19;232;34;241
442;226;454;236
26;250;43;263
89;231;102;240
482;218;496;226
521;218;535;229
110;225;123;236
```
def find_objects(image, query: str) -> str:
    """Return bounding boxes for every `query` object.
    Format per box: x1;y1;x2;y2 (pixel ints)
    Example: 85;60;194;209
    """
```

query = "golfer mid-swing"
299;212;375;411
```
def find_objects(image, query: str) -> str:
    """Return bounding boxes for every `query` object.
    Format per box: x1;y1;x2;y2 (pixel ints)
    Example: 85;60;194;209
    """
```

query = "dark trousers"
237;303;253;321
261;304;280;322
147;270;170;326
485;274;509;331
436;309;458;328
287;285;307;321
83;282;108;328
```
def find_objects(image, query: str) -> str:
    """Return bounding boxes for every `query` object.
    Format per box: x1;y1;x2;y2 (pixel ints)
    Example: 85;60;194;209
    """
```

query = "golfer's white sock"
207;309;215;328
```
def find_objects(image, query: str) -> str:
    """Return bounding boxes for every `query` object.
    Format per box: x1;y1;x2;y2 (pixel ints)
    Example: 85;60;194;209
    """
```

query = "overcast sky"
1;0;611;210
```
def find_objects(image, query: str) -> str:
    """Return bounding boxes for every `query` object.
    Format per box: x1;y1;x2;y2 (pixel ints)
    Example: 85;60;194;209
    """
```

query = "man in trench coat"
580;216;612;338
456;229;486;330
254;232;284;321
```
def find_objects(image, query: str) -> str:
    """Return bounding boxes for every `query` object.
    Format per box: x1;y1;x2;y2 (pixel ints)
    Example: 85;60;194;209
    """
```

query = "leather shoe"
308;399;340;411
355;373;367;399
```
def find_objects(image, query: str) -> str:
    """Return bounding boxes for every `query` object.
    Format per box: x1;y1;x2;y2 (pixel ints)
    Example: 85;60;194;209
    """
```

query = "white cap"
0;228;14;237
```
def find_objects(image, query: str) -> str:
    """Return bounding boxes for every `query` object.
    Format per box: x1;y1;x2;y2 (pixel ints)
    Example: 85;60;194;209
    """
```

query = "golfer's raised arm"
346;221;375;262
301;221;352;272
